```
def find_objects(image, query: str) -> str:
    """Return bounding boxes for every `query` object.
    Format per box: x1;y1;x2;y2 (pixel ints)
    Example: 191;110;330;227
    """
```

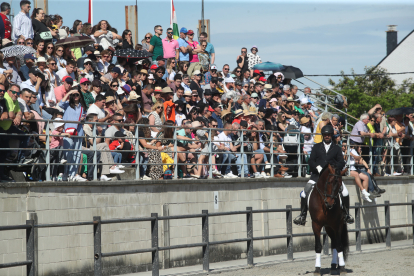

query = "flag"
88;0;93;25
170;0;179;40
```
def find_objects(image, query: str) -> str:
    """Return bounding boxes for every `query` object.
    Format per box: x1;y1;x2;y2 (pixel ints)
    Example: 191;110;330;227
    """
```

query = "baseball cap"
208;106;214;112
259;77;267;82
192;70;201;76
187;30;194;35
180;27;187;34
114;131;126;138
210;64;217;70
62;76;74;84
94;50;101;56
24;54;36;60
53;118;65;129
269;98;277;103
210;77;218;83
122;84;131;93
80;78;90;84
28;67;39;75
204;89;212;95
83;58;92;64
150;64;158;70
148;74;155;80
300;98;309;105
224;77;235;83
112;67;122;74
251;93;258;98
258;107;266;113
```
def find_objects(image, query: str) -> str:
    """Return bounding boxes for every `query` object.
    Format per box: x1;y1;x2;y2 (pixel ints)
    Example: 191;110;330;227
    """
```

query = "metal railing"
0;201;413;275
1;118;413;181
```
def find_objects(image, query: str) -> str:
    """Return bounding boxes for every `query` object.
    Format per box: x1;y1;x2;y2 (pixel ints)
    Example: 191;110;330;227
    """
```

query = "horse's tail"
341;222;349;261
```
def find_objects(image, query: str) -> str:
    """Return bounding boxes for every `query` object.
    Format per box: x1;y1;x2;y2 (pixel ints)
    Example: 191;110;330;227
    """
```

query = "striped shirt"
12;12;33;42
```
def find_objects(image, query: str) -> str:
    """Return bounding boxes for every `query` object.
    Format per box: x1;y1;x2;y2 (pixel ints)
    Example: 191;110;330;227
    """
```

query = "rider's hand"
316;165;322;174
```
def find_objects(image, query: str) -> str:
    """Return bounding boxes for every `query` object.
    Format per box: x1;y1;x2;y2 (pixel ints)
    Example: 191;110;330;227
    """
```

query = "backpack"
334;95;345;108
164;168;173;179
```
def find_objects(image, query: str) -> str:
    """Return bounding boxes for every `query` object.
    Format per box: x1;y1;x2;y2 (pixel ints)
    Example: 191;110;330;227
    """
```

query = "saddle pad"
308;185;342;208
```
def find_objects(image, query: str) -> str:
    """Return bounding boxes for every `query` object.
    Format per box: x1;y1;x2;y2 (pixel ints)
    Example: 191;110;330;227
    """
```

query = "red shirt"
0;13;11;39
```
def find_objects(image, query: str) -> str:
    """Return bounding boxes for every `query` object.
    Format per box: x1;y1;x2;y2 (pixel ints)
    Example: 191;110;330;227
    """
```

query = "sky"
8;0;414;89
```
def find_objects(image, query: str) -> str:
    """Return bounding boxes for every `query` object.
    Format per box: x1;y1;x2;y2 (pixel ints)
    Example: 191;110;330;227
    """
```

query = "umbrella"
0;45;36;63
277;65;304;79
385;107;414;116
114;48;153;59
253;62;285;72
55;36;95;49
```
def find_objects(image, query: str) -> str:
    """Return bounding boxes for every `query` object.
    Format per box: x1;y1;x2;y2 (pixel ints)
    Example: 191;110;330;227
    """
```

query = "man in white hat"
224;76;235;92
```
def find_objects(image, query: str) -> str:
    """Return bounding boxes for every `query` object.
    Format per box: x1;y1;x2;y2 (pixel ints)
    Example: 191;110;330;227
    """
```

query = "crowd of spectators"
0;1;413;183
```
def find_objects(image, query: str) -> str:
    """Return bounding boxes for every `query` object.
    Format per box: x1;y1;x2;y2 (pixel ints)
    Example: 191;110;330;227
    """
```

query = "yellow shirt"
0;93;20;131
314;121;323;143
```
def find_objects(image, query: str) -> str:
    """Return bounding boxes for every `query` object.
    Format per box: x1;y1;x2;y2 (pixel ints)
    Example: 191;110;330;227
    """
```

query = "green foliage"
327;67;414;119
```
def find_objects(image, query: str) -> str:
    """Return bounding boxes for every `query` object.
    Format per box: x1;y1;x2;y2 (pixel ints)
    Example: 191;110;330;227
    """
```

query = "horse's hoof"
339;266;347;275
314;267;321;275
331;263;338;274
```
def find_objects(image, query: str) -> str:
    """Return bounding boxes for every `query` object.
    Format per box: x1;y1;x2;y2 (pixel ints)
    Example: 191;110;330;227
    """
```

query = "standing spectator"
93;20;122;50
177;27;191;62
12;0;33;42
0;2;11;40
97;49;111;74
237;47;249;73
122;29;133;49
149;25;164;63
247;45;261;71
162;27;179;60
31;8;55;43
350;113;376;164
199;32;215;64
141;32;152;51
190;70;203;99
186;30;201;76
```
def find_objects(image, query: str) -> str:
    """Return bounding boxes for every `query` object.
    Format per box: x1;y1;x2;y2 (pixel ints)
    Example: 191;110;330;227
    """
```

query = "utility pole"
201;0;205;33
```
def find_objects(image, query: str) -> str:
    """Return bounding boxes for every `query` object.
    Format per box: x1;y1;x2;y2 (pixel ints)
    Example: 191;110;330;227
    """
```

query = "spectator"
49;118;70;179
237;47;249;73
17;88;34;120
141;32;153;52
162;27;179;60
31;8;55;43
199;31;215;64
0;2;11;40
12;0;33;42
93;20;122;50
247;45;261;71
211;101;223;129
122;29;133;49
109;131;133;164
148;101;164;138
314;112;332;144
56;60;76;85
215;122;238;178
190;70;203;99
3;56;22;86
19;53;36;80
181;74;191;93
149;25;164;63
170;75;182;95
178;27;191;62
186;30;201;76
350;113;376;164
97;49;111;74
222;64;230;78
178;60;189;75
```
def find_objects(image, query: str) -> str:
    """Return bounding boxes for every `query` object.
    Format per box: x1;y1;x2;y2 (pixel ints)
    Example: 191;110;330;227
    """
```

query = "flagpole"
170;0;173;28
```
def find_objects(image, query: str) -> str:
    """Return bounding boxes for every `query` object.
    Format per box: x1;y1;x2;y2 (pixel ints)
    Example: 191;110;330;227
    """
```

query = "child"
109;131;134;164
50;118;71;179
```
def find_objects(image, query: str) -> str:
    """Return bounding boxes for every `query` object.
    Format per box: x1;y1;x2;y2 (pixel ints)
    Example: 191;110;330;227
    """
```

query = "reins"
315;172;342;210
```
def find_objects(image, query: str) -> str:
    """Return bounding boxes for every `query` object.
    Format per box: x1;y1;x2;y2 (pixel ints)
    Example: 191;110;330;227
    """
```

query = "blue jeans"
139;155;149;176
373;139;383;175
63;137;82;180
111;152;122;163
221;151;235;175
235;153;249;175
359;170;375;193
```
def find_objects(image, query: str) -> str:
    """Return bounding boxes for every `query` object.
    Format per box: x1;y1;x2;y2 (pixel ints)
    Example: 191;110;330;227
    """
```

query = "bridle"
315;172;341;210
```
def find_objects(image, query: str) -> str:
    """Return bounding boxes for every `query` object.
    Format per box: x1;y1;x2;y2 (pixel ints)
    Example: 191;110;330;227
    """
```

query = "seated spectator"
347;144;372;202
104;113;125;165
56;60;76;86
109;131;133;165
17;88;35;121
148;101;165;138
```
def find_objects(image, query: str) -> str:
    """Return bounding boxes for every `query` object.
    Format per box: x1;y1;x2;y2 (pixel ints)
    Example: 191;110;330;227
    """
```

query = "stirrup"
344;213;354;224
293;215;307;226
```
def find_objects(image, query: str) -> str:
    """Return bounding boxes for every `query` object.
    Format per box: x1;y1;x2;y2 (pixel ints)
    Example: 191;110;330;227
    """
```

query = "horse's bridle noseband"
315;173;342;210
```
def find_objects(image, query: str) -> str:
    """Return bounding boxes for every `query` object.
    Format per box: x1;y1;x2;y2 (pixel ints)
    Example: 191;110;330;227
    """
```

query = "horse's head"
318;164;347;210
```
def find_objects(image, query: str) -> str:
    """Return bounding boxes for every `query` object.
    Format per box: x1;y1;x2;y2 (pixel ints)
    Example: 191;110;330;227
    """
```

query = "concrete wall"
0;177;413;276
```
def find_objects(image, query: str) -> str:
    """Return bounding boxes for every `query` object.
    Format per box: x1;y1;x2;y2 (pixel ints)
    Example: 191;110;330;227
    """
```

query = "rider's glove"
316;165;322;174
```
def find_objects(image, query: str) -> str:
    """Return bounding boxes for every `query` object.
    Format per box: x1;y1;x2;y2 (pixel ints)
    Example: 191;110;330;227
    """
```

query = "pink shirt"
54;85;68;103
50;130;63;149
162;38;179;59
188;41;200;63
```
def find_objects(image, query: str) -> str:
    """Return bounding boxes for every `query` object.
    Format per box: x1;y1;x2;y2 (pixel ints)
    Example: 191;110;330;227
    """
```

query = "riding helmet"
321;124;334;135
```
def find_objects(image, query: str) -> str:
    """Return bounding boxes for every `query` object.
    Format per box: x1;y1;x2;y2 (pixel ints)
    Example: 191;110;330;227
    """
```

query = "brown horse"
309;163;349;275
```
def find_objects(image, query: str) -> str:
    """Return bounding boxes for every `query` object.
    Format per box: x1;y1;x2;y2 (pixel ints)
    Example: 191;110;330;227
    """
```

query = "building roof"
375;29;414;86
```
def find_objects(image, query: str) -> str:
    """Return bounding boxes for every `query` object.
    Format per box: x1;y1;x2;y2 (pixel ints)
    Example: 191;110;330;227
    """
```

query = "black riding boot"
342;195;354;224
371;176;386;194
293;196;308;226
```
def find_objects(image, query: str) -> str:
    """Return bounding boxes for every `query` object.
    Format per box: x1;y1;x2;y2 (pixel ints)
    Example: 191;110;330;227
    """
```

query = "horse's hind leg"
312;221;323;275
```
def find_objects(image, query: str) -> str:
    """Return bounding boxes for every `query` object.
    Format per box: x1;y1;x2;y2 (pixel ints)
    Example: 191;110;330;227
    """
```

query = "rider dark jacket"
308;142;346;175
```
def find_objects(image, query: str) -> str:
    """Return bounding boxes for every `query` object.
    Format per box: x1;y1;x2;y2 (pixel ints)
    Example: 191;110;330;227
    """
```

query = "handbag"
39;31;53;40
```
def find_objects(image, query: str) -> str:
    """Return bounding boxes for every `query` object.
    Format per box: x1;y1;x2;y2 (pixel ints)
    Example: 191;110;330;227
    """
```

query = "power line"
304;72;414;77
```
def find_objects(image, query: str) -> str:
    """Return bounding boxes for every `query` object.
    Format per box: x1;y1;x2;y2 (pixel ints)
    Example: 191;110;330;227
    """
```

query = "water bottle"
57;173;63;182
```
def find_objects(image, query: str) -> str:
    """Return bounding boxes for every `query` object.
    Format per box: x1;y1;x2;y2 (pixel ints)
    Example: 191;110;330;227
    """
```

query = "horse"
308;163;349;275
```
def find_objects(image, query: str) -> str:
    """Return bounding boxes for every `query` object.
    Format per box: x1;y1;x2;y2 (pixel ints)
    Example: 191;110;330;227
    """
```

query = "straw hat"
161;87;173;93
221;110;232;118
106;96;115;103
128;91;141;101
234;109;244;118
247;106;257;115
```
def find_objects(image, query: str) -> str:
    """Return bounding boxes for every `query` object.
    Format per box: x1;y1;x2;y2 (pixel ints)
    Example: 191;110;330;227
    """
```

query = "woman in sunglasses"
45;42;55;59
232;66;243;83
25;38;34;48
53;46;66;71
122;29;134;49
148;102;165;138
58;90;88;181
16;38;25;45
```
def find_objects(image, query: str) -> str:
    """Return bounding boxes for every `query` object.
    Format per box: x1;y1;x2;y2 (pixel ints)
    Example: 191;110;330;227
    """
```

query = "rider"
293;124;354;226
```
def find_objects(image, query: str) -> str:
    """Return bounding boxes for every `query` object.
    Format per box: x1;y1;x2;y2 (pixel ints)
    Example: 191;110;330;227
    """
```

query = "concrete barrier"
0;176;413;276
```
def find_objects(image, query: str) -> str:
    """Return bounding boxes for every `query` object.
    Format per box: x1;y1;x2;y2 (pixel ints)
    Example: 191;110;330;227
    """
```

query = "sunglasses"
56;49;63;52
49;63;56;66
10;90;20;95
84;63;92;66
188;34;194;36
26;42;33;45
145;37;151;39
277;76;282;79
81;82;90;86
111;85;119;88
18;42;25;45
211;124;218;127
236;71;241;73
73;93;80;97
156;106;162;109
114;119;124;122
107;101;115;105
224;68;229;71
47;47;54;49
0;89;6;93
103;55;109;58
241;51;246;53
167;32;173;34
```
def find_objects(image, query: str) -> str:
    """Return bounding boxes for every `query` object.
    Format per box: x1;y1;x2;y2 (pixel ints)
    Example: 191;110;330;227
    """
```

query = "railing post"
286;205;293;260
384;201;391;249
410;143;413;176
45;120;50;181
297;134;301;177
355;202;361;252
208;129;212;179
92;122;97;181
270;132;274;177
246;207;253;266
151;213;159;276
345;108;348;131
369;138;373;173
93;216;102;276
135;125;140;180
390;138;394;175
202;210;209;272
346;135;351;176
241;130;245;179
173;129;178;179
322;226;329;255
26;219;35;276
411;200;414;245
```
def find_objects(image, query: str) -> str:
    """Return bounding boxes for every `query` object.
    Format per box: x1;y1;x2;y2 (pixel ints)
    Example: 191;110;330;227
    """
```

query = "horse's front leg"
312;221;323;275
334;224;347;275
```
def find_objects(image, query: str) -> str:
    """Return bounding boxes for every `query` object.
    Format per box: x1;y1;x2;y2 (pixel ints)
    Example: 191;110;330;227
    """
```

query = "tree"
327;67;414;119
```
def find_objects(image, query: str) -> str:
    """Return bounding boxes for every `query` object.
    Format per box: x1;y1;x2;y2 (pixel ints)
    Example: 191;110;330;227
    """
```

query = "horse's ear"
328;163;335;173
341;168;348;176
